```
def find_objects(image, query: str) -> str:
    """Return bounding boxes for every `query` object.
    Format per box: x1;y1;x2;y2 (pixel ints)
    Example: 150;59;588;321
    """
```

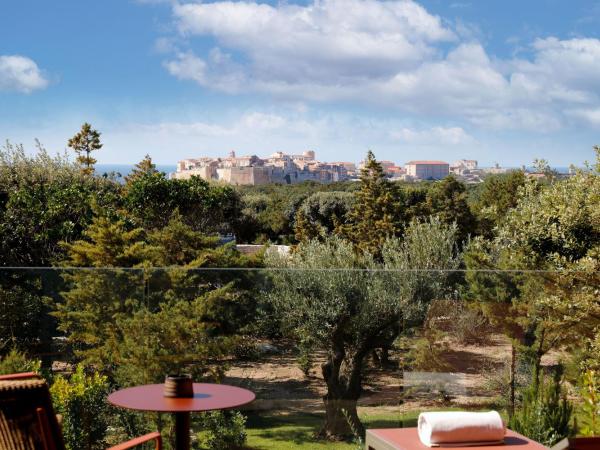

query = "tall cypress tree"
338;150;398;257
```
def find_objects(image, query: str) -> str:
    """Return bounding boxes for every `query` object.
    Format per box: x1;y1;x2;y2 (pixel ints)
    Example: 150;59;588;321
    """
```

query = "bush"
0;348;41;375
400;307;451;372
297;351;314;378
232;339;261;361
50;365;110;450
441;301;493;346
509;366;572;447
403;331;451;372
196;410;247;450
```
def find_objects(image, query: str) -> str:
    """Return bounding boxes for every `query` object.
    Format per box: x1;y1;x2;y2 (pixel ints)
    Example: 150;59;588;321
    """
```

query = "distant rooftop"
405;160;449;165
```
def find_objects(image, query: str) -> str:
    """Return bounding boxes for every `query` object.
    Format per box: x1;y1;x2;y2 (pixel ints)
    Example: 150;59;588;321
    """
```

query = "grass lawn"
244;411;420;449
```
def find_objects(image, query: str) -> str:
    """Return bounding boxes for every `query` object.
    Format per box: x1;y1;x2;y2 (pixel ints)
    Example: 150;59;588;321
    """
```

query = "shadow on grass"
246;412;327;446
244;410;418;449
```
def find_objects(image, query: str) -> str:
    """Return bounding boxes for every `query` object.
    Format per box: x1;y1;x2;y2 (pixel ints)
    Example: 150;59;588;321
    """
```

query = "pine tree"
125;154;158;186
55;211;259;376
425;175;477;245
294;209;321;243
68;123;102;176
338;150;398;257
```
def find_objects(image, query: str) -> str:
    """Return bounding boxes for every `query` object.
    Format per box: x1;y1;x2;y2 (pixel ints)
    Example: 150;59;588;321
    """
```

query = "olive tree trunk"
318;328;390;439
320;352;365;439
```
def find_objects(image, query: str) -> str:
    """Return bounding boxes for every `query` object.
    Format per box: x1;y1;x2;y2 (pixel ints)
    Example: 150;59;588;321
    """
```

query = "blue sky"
1;0;600;166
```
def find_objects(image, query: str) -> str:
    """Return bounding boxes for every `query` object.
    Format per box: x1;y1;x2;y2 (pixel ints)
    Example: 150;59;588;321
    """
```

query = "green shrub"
298;335;315;377
578;369;600;437
0;348;41;375
403;328;451;373
297;351;313;378
509;366;572;446
50;365;110;450
196;410;247;450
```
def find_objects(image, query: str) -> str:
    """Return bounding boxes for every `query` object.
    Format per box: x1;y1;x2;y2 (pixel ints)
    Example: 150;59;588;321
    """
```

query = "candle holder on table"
163;374;193;398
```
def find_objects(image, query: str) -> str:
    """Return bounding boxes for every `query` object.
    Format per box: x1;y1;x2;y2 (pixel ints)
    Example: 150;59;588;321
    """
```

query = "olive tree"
294;191;354;241
265;218;459;439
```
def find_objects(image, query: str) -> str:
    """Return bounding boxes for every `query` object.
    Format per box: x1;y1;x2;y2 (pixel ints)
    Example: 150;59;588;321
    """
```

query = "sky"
1;0;600;166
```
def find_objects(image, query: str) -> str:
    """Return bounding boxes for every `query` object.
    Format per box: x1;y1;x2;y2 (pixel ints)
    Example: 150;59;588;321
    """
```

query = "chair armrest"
106;432;162;450
0;372;41;381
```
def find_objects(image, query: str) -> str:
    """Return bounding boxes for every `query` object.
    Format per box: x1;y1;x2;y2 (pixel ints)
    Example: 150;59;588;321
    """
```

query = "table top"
366;428;547;449
108;383;255;413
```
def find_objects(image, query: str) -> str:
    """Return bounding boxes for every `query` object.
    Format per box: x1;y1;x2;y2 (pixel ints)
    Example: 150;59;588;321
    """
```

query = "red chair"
0;372;162;450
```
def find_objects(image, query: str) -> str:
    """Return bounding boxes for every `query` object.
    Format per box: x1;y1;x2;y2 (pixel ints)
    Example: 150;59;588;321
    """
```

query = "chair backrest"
0;374;65;450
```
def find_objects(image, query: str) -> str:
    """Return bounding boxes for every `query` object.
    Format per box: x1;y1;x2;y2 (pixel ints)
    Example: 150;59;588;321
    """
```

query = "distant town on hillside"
172;150;570;186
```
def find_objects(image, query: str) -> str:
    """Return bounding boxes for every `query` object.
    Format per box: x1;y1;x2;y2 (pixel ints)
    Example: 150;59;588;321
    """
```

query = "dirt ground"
224;333;561;415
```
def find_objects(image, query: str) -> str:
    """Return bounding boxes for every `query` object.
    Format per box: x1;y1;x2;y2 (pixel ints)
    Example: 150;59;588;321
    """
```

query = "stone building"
173;150;349;185
404;160;450;180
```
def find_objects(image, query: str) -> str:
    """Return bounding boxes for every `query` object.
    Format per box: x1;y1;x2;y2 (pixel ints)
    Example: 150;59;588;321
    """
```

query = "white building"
405;161;450;180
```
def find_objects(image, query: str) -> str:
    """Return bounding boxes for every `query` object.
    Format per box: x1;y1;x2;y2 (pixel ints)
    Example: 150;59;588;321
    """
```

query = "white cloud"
164;51;208;85
171;0;454;85
566;108;600;127
390;126;474;145
0;55;49;93
378;43;508;112
138;112;314;138
154;37;178;54
163;49;247;93
509;38;600;104
156;1;600;132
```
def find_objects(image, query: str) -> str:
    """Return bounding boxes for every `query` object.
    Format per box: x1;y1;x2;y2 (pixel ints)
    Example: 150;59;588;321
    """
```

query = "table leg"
174;411;190;450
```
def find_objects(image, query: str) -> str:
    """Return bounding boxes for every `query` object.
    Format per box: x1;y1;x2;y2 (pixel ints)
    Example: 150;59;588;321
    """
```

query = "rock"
257;343;280;354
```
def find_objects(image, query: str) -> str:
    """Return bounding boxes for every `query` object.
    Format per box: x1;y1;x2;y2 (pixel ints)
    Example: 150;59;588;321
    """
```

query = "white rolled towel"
418;411;506;447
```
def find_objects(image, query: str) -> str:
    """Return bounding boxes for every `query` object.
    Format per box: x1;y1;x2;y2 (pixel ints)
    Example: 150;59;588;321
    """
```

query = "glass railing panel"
0;267;596;448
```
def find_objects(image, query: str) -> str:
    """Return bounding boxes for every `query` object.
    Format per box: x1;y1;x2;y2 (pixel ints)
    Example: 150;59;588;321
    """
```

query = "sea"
95;164;177;182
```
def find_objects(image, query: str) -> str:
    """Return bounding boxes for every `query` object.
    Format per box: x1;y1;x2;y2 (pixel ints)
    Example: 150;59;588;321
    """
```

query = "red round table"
108;383;255;450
